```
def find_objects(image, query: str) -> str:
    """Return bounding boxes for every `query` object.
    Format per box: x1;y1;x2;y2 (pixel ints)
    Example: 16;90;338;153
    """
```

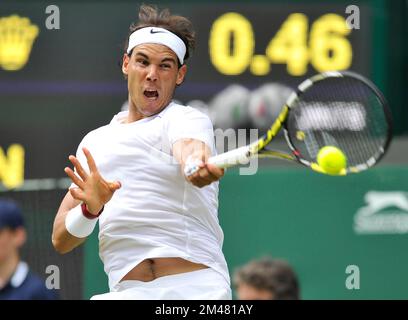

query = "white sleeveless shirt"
73;102;229;290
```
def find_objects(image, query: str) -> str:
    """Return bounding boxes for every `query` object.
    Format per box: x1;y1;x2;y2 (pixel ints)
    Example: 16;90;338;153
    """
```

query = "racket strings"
287;76;389;168
335;89;373;165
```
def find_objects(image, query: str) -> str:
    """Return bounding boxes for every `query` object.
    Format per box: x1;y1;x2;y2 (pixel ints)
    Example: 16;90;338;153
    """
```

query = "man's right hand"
64;147;121;215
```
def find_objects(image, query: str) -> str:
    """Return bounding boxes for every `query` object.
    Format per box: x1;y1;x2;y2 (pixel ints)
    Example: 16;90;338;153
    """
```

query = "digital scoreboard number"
209;13;352;77
188;3;370;86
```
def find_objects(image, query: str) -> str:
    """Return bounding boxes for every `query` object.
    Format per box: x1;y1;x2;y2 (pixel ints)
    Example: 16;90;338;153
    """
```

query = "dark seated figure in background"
0;199;58;300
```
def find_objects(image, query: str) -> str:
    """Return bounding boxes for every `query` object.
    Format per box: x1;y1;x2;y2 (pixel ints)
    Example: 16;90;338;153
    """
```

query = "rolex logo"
0;15;39;71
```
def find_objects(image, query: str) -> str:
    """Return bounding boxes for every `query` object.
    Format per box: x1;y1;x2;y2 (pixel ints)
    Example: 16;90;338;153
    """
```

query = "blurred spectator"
233;256;300;300
0;199;58;300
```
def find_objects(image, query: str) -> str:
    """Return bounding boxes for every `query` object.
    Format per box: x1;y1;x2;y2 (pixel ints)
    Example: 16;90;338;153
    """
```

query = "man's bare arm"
52;191;85;254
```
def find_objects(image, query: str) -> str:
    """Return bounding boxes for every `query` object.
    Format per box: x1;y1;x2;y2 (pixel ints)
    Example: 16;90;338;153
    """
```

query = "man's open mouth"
144;90;159;99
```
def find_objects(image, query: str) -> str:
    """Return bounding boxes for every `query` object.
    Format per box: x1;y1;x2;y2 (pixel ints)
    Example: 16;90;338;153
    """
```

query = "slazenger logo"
354;191;408;234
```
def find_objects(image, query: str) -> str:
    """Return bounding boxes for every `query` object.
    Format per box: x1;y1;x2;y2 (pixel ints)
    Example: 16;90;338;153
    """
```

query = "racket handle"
184;146;251;176
208;145;251;167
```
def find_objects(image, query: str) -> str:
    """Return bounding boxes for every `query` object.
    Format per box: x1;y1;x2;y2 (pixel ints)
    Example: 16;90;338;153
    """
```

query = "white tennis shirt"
72;102;229;290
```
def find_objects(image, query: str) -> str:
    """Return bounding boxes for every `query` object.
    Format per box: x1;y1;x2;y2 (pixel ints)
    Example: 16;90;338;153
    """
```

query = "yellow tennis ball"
317;146;347;175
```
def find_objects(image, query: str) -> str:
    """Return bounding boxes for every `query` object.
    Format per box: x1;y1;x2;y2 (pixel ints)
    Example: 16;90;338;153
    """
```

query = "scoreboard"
0;0;402;189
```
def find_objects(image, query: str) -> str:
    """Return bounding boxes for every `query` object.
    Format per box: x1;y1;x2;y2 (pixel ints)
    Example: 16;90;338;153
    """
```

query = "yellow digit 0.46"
209;12;353;76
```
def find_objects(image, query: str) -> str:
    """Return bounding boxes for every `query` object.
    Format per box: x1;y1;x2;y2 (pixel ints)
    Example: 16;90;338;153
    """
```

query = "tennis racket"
185;71;392;176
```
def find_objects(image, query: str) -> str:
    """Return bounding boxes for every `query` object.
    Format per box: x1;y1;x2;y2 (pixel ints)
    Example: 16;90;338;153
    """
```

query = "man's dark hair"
124;4;196;64
233;257;300;300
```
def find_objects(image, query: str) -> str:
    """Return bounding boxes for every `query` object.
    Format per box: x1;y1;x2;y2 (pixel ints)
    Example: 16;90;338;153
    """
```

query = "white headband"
127;27;187;64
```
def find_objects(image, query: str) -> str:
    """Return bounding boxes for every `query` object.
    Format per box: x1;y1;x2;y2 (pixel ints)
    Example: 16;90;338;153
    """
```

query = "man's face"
0;228;25;263
122;43;187;118
235;283;275;300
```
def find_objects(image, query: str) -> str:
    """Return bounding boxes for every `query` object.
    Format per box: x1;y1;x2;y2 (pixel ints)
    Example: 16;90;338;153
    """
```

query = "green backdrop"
84;166;408;299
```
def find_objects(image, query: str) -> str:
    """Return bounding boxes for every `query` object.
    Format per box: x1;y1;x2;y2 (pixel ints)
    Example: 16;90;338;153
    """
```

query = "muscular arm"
173;139;224;188
52;191;85;254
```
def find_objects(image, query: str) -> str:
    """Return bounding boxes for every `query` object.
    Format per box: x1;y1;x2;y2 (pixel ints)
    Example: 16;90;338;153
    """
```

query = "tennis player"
51;4;231;300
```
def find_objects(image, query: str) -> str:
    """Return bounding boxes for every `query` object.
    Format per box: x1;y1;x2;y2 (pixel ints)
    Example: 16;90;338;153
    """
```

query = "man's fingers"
185;163;225;188
197;166;215;180
69;187;86;202
190;175;212;185
109;181;122;191
194;164;224;179
82;147;98;173
64;167;85;189
187;169;213;187
206;164;225;178
68;155;88;181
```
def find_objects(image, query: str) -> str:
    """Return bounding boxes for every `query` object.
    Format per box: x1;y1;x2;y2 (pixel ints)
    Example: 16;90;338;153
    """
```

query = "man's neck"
127;107;145;123
0;252;19;289
126;99;171;123
125;98;149;123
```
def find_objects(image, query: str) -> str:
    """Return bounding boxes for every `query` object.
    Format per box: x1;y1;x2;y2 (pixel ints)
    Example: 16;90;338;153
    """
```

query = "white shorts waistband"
116;267;227;291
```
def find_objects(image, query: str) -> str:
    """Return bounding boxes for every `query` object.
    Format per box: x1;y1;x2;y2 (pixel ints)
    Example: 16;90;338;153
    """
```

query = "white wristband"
65;204;98;238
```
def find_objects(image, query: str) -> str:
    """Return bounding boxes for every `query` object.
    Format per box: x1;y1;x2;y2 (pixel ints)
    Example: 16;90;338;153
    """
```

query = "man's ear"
176;64;187;85
122;53;130;77
14;227;26;248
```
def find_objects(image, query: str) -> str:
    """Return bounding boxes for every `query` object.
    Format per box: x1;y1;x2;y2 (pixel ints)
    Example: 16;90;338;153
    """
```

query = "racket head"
282;71;392;174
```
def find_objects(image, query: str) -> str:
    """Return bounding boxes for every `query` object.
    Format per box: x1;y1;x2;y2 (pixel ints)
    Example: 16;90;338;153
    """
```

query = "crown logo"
0;15;39;71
